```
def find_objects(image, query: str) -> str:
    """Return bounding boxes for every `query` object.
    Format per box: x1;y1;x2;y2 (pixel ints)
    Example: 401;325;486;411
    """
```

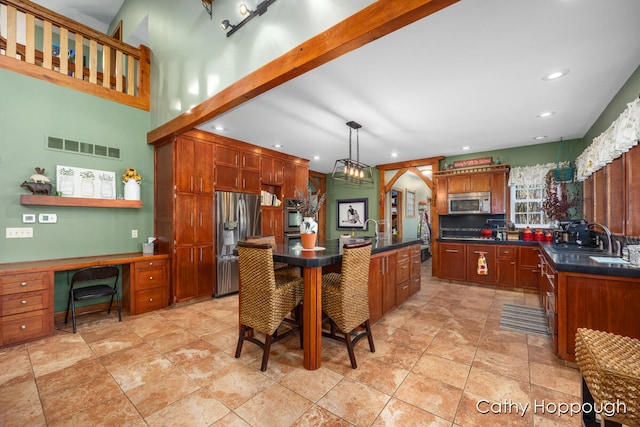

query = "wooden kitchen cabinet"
435;176;448;215
122;259;169;315
261;155;284;185
593;168;606;224
175;136;214;194
395;247;411;305
465;244;496;285
496;246;516;287
438;242;466;281
490;171;507;214
0;272;53;346
606;157;624;234
626;145;640;235
409;245;422;295
447;174;490;193
214;145;240;191
155;132;216;303
240;168;261;193
517;246;539;290
283;161;309;199
261;207;284;244
368;250;397;319
539;252;557;353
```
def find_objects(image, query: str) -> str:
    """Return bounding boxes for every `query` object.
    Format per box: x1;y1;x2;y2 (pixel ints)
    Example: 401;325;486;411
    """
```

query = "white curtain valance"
575;97;640;181
508;162;569;187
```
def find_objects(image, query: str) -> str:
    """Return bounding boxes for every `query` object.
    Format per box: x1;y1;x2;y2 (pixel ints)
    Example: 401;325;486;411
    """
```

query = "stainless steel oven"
284;198;303;233
284;233;301;247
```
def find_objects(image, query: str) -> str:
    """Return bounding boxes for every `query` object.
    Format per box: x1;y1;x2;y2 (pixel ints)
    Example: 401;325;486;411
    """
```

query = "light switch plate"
39;213;58;223
22;214;36;223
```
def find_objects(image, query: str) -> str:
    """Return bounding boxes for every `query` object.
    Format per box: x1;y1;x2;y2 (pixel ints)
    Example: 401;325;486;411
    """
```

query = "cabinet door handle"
200;178;203;192
200;213;203;227
190;249;194;263
235;178;238;187
510;261;515;265
445;249;458;253
235;154;238;165
149;298;154;302
21;282;27;287
21;325;27;330
401;265;408;269
149;276;153;280
190;213;193;227
190;177;194;192
21;300;27;305
200;247;203;261
149;262;153;266
243;179;246;188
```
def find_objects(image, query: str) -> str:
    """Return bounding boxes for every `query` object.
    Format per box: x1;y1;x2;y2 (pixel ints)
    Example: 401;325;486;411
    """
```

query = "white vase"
300;216;318;234
124;180;140;200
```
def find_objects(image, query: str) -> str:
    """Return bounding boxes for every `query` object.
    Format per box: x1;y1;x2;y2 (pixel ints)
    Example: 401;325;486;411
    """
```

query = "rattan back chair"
65;265;121;333
245;234;301;277
321;241;374;368
235;241;304;371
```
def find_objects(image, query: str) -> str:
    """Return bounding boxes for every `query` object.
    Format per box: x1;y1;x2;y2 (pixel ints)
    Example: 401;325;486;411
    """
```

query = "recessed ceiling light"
537;111;556;118
533;135;548;140
273;144;283;149
391;152;398;158
461;146;471;151
542;69;570;81
213;126;224;131
313;155;320;160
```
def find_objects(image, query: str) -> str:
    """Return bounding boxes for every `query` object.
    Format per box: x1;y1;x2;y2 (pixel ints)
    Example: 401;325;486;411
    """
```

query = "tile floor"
0;260;585;427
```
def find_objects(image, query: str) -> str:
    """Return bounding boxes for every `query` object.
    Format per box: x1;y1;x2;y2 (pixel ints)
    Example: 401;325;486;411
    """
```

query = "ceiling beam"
147;0;460;145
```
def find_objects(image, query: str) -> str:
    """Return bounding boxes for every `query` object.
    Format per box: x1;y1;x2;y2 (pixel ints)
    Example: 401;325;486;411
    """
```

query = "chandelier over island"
331;121;374;185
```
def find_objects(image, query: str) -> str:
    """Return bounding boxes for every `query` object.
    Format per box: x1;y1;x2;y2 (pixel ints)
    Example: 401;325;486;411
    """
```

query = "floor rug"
500;303;550;337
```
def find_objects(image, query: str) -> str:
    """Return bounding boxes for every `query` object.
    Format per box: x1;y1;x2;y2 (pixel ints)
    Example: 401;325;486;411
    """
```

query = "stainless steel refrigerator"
214;191;261;297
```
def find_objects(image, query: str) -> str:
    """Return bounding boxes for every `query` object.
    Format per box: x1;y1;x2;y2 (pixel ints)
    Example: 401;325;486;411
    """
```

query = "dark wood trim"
147;0;459;145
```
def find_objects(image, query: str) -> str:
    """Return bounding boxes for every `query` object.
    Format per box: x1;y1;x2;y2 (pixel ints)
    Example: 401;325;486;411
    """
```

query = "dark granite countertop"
268;237;422;268
437;238;640;278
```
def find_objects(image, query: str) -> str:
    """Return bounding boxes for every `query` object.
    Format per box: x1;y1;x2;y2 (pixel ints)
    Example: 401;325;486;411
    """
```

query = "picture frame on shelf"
337;198;368;230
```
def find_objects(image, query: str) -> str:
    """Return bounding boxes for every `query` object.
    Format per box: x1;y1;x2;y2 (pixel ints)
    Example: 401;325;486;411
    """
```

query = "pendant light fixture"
332;121;374;185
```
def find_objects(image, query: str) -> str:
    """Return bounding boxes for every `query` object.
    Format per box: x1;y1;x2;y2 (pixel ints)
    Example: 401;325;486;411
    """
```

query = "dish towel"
477;252;488;275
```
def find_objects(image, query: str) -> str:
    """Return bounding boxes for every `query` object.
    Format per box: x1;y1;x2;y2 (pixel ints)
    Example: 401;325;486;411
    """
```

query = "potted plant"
122;168;142;200
294;185;326;249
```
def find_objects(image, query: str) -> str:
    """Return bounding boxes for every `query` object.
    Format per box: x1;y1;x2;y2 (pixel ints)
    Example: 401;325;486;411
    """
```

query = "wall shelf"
20;195;142;208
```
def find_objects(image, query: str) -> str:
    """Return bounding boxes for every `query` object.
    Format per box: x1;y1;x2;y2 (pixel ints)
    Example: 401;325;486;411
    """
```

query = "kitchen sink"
547;244;605;255
589;256;630;264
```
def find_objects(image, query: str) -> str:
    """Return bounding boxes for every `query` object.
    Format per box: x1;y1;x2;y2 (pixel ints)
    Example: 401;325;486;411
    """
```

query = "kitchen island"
271;237;421;370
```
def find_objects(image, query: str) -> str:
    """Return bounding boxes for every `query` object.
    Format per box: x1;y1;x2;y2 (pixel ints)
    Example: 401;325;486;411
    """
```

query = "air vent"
46;136;121;160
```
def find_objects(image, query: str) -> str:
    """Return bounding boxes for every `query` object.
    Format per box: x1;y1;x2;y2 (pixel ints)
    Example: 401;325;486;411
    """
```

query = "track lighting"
219;0;277;37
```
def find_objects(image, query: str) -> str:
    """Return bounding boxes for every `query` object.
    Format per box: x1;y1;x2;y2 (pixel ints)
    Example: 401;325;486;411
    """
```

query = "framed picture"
337;198;368;230
56;165;116;199
406;190;416;217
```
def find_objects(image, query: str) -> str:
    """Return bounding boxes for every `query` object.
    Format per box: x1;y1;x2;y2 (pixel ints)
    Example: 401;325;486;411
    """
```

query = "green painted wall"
0;69;152;310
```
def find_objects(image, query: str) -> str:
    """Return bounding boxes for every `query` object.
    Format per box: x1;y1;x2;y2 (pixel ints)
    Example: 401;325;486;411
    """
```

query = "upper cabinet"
283;161;309;199
433;165;510;216
261;156;284;185
175;136;214;194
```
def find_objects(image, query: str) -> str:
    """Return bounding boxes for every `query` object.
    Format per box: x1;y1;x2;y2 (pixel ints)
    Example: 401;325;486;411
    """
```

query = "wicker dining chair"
235;241;304;371
245;234;301;277
321;241;375;368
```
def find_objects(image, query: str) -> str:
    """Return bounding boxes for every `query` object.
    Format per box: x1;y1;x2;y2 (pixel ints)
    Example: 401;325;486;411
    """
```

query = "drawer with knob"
1;272;52;346
134;287;166;314
2;309;48;345
1;290;49;316
1;272;47;295
123;259;169;315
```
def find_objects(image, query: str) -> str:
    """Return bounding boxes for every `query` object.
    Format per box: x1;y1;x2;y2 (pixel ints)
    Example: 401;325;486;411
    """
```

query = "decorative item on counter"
477;252;488;275
522;226;533;241
142;237;156;254
534;229;544;241
122;168;142;201
294;185;326;249
20;167;53;195
544;230;554;242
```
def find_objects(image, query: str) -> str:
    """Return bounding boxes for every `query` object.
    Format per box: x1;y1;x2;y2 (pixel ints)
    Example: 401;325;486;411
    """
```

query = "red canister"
522;227;533;241
534;229;544;241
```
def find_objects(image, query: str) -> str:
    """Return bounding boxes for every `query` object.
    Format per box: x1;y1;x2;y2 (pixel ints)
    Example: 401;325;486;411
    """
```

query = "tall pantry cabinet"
155;132;215;303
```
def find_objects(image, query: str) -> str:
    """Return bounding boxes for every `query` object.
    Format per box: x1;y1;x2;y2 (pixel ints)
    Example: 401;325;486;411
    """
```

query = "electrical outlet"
131;229;138;238
6;227;34;238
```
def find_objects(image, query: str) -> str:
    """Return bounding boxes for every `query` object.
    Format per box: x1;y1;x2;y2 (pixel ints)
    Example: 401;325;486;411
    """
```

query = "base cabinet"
123;259;170;315
0;272;53;346
497;246;516;287
517;246;540;290
439;243;466;281
173;245;215;303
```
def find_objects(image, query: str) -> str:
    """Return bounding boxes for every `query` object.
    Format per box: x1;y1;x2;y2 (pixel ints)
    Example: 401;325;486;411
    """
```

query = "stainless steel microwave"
448;192;491;214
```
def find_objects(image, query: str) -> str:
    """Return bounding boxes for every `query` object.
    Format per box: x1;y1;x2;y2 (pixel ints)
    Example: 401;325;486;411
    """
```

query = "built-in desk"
0;253;170;347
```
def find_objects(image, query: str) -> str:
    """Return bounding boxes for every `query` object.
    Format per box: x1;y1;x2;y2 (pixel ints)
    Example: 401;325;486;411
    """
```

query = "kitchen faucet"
364;218;380;239
588;223;613;255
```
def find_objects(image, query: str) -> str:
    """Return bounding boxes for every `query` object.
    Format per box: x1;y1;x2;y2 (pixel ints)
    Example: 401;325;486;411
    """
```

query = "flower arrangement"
294;185;326;217
122;168;142;183
542;171;579;221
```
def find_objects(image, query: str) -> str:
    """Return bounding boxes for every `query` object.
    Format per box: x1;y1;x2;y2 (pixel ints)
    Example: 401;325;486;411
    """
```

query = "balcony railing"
0;0;149;110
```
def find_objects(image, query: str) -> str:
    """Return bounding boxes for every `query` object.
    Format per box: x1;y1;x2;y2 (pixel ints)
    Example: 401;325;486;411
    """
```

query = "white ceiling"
36;0;640;174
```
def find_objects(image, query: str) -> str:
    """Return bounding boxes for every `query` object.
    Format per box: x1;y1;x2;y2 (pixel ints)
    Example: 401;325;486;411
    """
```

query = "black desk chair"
65;266;121;333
